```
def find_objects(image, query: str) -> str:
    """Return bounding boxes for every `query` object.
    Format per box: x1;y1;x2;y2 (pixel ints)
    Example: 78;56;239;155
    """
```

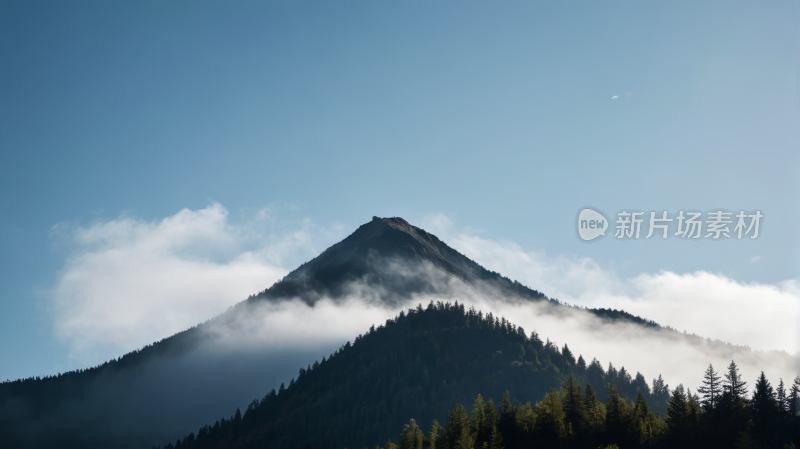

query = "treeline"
378;365;800;449
152;301;796;449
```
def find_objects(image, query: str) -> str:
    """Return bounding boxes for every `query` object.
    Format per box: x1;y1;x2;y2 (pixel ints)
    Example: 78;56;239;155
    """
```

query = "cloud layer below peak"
50;207;799;372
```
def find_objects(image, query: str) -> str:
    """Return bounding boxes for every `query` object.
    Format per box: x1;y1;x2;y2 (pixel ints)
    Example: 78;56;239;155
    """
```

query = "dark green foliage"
374;371;795;449
561;375;589;442
399;418;425;449
604;385;631;446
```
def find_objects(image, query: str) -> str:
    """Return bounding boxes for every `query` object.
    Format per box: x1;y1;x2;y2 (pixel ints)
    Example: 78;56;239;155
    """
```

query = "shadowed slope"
257;216;547;305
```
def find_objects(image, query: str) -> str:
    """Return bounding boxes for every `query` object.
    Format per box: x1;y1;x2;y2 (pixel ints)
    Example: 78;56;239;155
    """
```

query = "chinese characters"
614;210;762;240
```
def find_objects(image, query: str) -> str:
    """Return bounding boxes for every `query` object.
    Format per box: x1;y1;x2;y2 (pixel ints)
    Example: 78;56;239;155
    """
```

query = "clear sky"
1;1;798;382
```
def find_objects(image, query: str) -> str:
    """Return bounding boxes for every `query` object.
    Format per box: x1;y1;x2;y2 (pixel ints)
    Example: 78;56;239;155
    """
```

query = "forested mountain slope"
157;302;673;449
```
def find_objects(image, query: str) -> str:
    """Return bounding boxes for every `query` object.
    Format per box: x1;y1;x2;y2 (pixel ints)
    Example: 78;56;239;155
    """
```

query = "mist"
207;275;799;399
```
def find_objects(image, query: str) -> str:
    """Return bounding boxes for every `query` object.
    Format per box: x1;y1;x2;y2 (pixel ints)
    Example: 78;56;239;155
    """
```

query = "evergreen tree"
723;361;747;401
399;418;425;449
456;425;473;449
604;384;629;445
666;385;689;446
607;363;619;385
470;394;485;441
487;422;504;449
446;405;470;449
514;401;535;447
498;390;515;447
751;371;779;448
696;364;722;412
584;383;605;434
776;378;787;414
587;358;605;384
533;389;566;445
428;419;445;449
561;375;588;438
789;376;800;418
651;374;669;408
562;344;576;366
632;392;664;444
476;398;500;447
632;372;650;396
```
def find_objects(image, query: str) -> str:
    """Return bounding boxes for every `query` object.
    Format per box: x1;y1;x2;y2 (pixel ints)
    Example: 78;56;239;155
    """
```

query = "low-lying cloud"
201;281;797;399
50;203;346;362
422;213;800;356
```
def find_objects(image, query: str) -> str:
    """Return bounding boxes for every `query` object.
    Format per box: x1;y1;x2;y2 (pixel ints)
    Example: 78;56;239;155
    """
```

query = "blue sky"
1;1;797;382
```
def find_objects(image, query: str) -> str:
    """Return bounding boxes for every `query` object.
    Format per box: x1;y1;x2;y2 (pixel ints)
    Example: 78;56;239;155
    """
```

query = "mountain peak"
257;216;546;305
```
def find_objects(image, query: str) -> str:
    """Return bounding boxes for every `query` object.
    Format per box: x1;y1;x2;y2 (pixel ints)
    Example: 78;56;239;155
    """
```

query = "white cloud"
197;283;798;396
612;95;619;100
442;231;800;356
50;203;344;362
751;255;762;263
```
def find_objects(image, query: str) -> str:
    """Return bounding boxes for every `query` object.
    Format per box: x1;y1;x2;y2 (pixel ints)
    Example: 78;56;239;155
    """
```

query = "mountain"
256;216;656;328
257;216;549;305
0;216;787;448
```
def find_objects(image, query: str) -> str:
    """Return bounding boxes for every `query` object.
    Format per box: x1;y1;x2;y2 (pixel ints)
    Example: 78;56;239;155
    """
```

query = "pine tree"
498;390;515;446
666;385;689;446
607;363;619;384
470;394;486;444
751;371;779;448
480;398;498;444
534;389;566;445
488;422;504;449
697;364;722;412
652;374;668;399
584;383;604;433
604;384;628;445
446;405;470;449
633;392;655;444
632;372;650;396
562;344;576;365
789;376;800;418
428;419;445;449
723;361;747;401
456;425;473;449
399;418;424;449
561;375;588;437
776;378;787;414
